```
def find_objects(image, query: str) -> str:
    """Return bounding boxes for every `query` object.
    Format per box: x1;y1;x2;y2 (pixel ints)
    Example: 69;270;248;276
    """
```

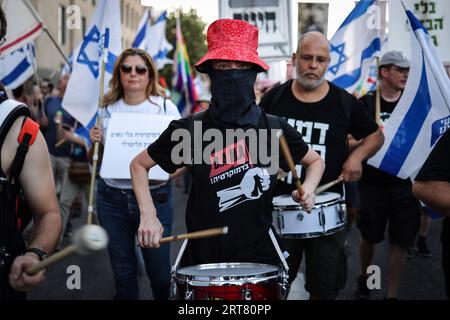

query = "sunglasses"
120;64;148;75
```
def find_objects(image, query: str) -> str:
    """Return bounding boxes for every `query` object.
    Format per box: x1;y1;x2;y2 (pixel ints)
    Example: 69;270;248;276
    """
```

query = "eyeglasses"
120;64;148;75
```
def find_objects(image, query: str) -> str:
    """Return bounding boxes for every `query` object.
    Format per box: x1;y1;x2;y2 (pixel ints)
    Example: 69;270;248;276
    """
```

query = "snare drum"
272;192;346;239
173;262;288;300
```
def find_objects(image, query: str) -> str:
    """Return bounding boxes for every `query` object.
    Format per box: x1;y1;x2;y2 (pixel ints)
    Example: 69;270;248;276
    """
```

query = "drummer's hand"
292;184;315;212
340;156;363;182
138;210;163;248
9;254;46;291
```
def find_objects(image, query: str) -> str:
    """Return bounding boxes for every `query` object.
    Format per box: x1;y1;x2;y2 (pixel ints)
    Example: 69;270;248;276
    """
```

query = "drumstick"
137;227;229;247
315;178;344;195
55;138;66;148
25;225;108;275
160;226;229;244
277;130;305;196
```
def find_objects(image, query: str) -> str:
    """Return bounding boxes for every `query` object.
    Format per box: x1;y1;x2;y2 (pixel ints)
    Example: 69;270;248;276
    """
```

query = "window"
82;16;86;37
120;0;124;24
58;5;66;45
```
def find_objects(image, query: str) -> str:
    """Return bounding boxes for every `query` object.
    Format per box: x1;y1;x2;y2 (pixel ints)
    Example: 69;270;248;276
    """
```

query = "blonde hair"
102;48;165;106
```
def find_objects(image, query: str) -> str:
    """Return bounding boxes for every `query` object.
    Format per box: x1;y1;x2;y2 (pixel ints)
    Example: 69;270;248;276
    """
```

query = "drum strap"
268;228;289;272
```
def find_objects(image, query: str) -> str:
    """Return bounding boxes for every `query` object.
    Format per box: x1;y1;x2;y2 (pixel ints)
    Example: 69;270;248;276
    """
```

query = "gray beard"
297;74;325;91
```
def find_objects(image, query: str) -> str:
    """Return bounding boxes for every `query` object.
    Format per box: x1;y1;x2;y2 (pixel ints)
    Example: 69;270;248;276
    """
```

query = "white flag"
326;0;381;95
62;0;122;127
0;43;35;90
368;9;450;179
132;9;173;70
0;0;43;56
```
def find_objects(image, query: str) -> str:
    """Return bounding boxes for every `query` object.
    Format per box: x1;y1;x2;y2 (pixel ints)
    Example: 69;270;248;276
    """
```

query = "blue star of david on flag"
329;43;347;75
76;26;110;79
62;0;122;128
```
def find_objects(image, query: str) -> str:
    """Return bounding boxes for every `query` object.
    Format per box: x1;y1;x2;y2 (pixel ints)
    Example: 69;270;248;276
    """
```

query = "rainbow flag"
172;17;198;116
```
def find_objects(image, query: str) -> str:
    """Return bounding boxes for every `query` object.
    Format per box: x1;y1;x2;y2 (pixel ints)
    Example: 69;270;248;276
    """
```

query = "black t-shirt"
359;93;411;187
260;80;378;195
147;110;309;266
415;129;450;183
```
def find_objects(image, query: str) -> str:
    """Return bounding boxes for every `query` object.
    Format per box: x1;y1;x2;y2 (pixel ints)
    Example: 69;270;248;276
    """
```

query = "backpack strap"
265;113;282;131
0;100;31;139
360;90;376;117
337;87;353;123
0;100;31;178
266;80;293;114
9;118;40;192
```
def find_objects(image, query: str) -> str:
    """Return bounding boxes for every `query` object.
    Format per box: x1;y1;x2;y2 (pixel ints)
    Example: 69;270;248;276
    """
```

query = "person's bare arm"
341;128;384;182
413;181;450;217
2;117;61;291
170;167;186;180
130;150;163;248
58;127;86;148
292;148;325;211
347;134;360;152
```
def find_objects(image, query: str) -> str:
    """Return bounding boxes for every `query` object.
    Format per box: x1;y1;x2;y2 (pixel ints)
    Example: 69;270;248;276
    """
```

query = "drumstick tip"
276;129;283;138
222;226;229;235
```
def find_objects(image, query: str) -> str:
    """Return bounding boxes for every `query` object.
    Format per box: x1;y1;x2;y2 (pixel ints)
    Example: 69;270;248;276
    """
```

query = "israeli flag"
326;0;381;94
0;42;35;90
62;0;122;127
368;10;450;179
132;9;173;70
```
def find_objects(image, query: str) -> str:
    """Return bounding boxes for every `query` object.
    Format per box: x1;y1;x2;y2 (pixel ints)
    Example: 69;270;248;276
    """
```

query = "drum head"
272;195;297;207
273;192;341;209
315;192;341;204
175;263;281;286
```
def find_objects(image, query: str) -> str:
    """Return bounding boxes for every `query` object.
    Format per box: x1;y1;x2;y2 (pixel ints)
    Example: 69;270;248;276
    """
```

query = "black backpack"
0;96;39;299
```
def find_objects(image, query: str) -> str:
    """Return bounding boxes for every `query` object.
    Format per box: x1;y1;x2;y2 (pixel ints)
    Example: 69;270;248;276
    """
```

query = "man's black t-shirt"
260;80;378;195
415;129;450;245
415;129;450;183
359;93;411;187
147;110;309;266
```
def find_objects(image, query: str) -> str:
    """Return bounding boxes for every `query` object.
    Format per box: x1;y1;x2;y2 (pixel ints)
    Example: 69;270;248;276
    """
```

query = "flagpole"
22;0;71;66
375;56;382;126
29;44;41;86
86;50;107;225
176;13;193;115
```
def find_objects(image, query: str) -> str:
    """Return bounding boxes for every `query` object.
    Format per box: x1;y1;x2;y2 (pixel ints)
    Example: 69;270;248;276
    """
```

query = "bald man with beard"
260;32;384;300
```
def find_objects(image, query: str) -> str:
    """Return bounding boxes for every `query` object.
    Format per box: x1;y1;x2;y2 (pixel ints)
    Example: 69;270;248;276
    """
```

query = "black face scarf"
208;68;261;128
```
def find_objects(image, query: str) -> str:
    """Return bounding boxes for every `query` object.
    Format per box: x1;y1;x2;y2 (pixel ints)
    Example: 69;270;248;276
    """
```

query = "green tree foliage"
159;8;207;90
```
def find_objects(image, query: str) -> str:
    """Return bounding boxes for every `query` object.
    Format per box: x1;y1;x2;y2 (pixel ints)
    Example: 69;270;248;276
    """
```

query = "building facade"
29;0;145;79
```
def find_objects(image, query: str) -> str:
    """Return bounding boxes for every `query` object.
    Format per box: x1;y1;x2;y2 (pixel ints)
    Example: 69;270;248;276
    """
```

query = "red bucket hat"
195;19;269;73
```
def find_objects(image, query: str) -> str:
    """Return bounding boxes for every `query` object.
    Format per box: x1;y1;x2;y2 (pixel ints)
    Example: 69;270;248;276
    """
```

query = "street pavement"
29;183;447;300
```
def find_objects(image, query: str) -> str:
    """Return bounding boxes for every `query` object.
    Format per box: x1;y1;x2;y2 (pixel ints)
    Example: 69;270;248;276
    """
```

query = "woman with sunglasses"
89;48;181;300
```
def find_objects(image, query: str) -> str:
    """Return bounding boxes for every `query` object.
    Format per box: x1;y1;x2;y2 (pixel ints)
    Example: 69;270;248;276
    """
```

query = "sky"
141;0;219;25
141;0;357;39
